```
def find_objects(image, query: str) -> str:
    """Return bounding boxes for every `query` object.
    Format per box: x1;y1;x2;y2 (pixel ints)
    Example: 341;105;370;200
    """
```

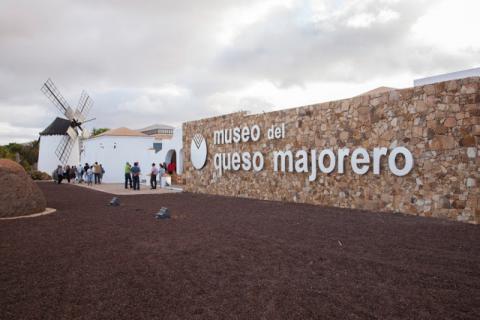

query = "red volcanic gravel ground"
1;182;480;319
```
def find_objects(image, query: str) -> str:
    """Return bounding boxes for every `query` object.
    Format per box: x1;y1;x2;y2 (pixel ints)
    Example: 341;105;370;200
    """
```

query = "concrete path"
71;182;182;195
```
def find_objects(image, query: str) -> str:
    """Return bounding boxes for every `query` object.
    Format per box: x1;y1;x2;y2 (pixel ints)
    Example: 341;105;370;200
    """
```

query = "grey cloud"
214;0;478;87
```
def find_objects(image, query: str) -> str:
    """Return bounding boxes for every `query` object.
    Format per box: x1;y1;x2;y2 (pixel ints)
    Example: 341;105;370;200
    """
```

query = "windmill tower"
37;79;94;173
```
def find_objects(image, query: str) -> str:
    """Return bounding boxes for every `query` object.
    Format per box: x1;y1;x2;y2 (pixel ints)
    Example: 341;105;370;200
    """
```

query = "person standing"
131;162;141;190
158;163;166;188
65;165;71;183
150;163;158;189
93;162;101;184
158;163;165;176
75;165;82;183
83;163;89;182
70;165;77;183
124;162;132;189
167;162;176;174
56;165;64;184
99;164;105;183
86;166;93;186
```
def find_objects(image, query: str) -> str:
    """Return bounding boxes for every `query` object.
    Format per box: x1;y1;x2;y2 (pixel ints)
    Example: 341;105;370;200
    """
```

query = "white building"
38;117;80;174
81;125;183;183
414;67;480;86
137;123;174;138
136;124;183;175
160;127;183;175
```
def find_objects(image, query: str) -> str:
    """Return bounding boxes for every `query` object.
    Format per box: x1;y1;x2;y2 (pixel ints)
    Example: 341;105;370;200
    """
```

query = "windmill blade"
66;126;78;139
74;90;93;122
41;78;74;120
76;118;96;132
81;117;96;124
55;136;74;165
55;127;78;165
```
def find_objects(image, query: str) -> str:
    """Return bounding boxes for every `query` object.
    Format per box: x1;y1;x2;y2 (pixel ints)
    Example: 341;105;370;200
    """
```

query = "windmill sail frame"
74;90;93;123
41;78;75;120
41;78;94;165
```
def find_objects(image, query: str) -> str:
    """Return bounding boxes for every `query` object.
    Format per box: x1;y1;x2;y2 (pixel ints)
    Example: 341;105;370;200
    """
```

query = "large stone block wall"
183;77;480;224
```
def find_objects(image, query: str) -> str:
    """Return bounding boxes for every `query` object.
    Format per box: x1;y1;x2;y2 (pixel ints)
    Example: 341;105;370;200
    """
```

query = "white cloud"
347;13;376;28
217;0;295;45
377;8;399;23
411;0;480;52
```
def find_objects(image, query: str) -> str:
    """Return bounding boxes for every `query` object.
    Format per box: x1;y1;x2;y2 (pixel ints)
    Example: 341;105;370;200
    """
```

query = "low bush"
30;170;52;180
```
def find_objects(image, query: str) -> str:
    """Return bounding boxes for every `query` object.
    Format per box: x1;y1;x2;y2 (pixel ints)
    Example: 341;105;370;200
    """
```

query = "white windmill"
37;79;95;173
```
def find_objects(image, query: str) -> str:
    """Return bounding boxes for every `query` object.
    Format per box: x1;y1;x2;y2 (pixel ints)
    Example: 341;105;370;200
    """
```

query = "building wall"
414;67;480;86
183;77;480;224
38;135;80;174
161;127;183;174
81;129;184;183
82;136;155;183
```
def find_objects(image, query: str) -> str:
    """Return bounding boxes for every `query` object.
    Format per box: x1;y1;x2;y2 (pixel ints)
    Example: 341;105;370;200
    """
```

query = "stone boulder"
0;159;47;218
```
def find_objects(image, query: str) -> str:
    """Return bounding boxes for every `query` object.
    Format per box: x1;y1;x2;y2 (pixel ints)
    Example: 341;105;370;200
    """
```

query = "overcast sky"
0;0;479;144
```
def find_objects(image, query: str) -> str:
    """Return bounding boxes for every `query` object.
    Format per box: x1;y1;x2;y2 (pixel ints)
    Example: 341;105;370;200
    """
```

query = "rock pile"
0;159;47;218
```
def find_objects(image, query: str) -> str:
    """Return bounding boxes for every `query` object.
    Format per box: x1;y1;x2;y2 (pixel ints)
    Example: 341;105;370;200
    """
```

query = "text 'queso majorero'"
209;123;413;181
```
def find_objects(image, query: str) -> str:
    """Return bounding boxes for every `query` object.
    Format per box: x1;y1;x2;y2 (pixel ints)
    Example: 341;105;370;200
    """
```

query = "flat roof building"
414;67;480;86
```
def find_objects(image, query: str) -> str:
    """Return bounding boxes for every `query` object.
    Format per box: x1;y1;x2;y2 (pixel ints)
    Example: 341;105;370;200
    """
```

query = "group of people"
124;162;168;190
53;160;175;190
53;162;105;186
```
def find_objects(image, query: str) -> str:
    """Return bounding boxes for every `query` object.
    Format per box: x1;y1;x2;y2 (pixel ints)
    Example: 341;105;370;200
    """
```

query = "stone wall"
183;77;480;224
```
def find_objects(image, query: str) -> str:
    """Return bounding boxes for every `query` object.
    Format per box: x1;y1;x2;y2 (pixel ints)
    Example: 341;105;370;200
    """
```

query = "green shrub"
30;170;52;180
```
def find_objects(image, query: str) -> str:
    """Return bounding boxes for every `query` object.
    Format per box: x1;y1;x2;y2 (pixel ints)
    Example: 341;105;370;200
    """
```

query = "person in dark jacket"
150;163;158;189
131;162;141;190
65;165;71;183
70;165;77;183
83;163;89;182
99;164;105;183
56;165;64;184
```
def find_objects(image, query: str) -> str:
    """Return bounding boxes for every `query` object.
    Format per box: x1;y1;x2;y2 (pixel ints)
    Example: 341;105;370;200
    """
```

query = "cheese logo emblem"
191;133;207;170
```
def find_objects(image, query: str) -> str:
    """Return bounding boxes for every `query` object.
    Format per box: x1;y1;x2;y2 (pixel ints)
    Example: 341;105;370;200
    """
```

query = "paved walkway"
71;182;183;195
